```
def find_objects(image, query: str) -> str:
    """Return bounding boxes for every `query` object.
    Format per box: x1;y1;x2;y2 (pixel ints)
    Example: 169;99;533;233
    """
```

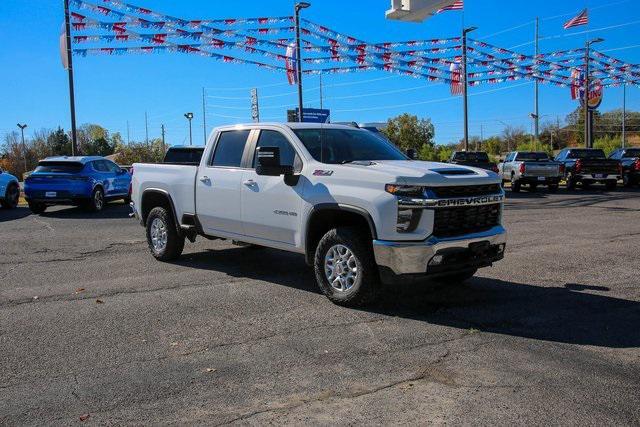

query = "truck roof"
215;122;366;132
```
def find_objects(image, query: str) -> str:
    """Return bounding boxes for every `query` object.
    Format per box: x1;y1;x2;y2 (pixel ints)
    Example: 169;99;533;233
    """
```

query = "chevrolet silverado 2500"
498;151;562;192
131;123;507;306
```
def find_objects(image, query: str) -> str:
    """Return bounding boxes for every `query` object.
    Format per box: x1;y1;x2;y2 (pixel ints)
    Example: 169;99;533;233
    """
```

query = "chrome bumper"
577;174;620;181
373;225;507;275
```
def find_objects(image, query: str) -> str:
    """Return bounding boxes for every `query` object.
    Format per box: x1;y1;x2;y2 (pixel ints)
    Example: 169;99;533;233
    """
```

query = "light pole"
462;26;477;151
17;123;27;174
184;112;194;146
529;113;539;149
294;2;311;122
584;37;604;148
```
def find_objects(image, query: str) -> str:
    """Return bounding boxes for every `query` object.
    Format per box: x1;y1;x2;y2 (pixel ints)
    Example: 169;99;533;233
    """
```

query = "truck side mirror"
406;148;418;160
256;146;293;177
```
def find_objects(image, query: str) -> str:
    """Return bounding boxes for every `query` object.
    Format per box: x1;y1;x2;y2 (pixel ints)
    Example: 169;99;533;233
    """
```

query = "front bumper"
373;225;507;276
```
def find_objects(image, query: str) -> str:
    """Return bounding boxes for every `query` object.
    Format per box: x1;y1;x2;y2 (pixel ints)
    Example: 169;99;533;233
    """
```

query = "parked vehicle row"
555;148;621;191
23;156;132;214
131;123;508;307
449;151;500;174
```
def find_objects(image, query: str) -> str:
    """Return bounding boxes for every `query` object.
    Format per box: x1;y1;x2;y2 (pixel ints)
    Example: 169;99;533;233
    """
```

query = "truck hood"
342;160;500;186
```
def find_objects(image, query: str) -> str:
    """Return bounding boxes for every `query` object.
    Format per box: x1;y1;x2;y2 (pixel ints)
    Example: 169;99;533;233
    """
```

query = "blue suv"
24;156;131;214
0;167;20;209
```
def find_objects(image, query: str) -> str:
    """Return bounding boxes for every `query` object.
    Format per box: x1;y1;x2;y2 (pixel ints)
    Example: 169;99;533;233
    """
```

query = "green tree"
47;127;71;156
382;113;435;153
593;135;621;155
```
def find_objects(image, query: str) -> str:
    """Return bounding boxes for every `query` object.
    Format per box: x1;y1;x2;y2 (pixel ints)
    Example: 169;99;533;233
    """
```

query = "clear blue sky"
0;0;638;146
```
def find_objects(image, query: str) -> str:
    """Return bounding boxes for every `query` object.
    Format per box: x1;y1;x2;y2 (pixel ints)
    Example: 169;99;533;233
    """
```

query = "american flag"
438;0;464;13
450;62;463;95
563;9;588;29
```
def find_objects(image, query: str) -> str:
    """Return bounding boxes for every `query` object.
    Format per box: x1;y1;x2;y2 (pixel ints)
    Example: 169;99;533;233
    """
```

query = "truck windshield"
568;149;606;159
293;128;407;164
35;161;85;173
454;152;489;162
516;152;549;161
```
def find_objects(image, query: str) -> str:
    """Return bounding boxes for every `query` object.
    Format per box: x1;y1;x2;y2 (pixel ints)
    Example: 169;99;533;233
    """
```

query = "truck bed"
131;163;197;220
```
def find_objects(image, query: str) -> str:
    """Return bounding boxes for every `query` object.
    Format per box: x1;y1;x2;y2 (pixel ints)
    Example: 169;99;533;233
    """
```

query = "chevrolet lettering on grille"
434;194;504;207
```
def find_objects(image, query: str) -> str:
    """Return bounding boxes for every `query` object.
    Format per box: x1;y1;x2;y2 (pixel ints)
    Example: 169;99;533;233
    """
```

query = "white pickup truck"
131;123;506;306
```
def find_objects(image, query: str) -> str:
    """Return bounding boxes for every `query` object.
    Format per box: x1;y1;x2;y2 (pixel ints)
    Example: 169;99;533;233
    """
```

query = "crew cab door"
240;129;304;247
196;129;252;237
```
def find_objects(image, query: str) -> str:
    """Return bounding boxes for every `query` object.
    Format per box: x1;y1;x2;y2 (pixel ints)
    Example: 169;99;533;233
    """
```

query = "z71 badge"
313;170;334;176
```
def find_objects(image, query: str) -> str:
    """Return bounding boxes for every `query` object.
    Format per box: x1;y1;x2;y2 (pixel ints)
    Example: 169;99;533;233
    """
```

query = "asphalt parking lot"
1;189;639;425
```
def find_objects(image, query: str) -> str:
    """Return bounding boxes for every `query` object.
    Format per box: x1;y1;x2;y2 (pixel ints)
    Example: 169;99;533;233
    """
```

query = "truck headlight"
385;184;424;197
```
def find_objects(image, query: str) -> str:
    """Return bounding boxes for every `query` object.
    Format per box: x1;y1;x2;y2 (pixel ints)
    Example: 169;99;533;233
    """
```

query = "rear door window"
93;161;109;172
210;130;250;167
164;148;205;164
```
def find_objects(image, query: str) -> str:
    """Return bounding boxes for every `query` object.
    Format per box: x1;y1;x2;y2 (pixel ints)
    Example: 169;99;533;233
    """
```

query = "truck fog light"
429;254;445;266
396;209;422;233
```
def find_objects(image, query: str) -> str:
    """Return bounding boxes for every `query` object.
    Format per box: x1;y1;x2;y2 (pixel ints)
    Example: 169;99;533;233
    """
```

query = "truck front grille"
429;184;501;198
433;204;501;238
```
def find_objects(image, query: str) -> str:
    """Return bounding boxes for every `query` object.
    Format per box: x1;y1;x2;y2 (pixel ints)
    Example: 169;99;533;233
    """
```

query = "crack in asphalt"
0;241;145;267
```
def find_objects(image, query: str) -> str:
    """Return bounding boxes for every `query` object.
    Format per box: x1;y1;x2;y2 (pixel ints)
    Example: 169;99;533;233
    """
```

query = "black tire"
566;175;576;190
436;268;477;284
548;184;559;192
605;180;617;191
314;226;379;307
28;201;46;214
86;186;105;212
582;180;591;189
511;175;521;193
1;183;19;209
622;174;633;188
146;206;185;261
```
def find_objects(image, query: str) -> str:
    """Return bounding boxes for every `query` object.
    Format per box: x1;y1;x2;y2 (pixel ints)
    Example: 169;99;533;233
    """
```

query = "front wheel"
314;227;378;307
1;183;19;209
146;207;185;261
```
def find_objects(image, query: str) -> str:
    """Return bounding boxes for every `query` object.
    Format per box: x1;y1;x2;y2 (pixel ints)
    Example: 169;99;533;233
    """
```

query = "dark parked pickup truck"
554;148;621;190
608;148;640;187
449;151;499;173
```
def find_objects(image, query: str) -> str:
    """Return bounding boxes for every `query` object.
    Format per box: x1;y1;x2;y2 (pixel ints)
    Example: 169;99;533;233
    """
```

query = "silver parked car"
498;151;563;192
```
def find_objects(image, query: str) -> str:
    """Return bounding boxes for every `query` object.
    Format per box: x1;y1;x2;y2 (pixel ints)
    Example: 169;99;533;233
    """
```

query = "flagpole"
534;17;539;143
64;0;78;155
622;83;626;148
462;26;477;151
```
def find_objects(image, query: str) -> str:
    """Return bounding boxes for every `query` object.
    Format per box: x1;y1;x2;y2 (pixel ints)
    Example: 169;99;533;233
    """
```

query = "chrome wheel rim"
94;190;103;210
324;244;358;292
150;218;168;252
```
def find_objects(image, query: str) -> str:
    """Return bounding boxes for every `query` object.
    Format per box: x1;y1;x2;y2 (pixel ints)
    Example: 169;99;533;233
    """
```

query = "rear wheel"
314;227;378;307
622;174;633;187
565;175;576;190
28;201;46;214
86;187;105;212
1;183;19;209
510;175;521;193
146;207;185;261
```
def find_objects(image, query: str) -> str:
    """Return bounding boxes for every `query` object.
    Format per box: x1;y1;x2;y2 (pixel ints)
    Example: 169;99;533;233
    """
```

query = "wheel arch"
140;189;181;234
304;203;377;265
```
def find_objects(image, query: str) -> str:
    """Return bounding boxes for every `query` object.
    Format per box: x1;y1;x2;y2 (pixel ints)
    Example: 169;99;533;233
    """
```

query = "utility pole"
161;124;166;154
294;2;311;122
202;87;207;144
622;83;626;148
17;124;27;174
534;17;539;143
462;26;477;151
480;123;484;151
63;0;78;155
584;38;604;148
184;113;194;145
144;111;149;148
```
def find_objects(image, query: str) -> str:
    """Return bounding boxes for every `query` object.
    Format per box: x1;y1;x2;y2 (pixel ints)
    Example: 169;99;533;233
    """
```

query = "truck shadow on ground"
175;246;639;349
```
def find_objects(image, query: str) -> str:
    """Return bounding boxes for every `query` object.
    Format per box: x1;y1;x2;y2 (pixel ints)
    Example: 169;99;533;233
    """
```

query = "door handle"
243;179;256;187
200;176;211;184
